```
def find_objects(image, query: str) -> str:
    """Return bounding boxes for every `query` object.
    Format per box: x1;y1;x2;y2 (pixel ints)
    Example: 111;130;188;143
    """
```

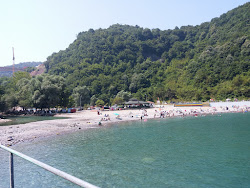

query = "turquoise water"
0;113;250;188
0;116;67;126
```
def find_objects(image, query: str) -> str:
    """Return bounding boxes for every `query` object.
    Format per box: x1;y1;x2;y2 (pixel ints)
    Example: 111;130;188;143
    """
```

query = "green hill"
44;2;250;103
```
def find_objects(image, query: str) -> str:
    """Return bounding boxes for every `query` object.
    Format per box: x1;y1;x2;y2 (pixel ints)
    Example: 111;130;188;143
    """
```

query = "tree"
116;90;132;101
12;71;31;86
3;94;18;110
90;95;98;106
32;74;66;109
0;85;6;112
129;73;149;93
95;99;104;107
72;86;90;107
112;97;123;105
16;78;33;109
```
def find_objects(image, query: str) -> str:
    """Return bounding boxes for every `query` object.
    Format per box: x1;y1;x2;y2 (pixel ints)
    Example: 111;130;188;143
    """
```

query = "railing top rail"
0;144;100;188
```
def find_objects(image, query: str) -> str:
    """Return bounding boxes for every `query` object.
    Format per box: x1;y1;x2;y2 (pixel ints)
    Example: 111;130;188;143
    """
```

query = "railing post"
1;144;99;188
10;153;14;188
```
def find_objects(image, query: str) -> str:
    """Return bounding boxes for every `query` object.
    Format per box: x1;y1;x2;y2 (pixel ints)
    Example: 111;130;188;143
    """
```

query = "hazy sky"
0;0;249;66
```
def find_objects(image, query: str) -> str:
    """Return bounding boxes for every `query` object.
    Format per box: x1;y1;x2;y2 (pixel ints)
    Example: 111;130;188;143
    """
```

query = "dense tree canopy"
72;86;90;107
0;74;66;111
43;3;249;103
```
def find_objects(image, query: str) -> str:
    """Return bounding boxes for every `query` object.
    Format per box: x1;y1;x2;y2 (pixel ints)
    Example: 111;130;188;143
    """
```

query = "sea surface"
0;113;250;188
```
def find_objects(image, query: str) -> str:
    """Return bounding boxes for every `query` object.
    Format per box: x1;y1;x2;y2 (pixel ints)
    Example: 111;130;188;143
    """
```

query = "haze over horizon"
0;0;249;67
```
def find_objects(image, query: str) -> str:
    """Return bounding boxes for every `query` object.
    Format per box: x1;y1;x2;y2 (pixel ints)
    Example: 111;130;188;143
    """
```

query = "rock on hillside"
30;64;45;76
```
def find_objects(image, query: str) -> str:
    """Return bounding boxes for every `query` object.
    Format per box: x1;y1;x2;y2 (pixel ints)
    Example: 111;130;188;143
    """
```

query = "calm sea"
0;113;250;188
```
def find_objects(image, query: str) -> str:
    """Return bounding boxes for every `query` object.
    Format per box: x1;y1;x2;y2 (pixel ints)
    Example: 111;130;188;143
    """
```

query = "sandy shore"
0;105;249;146
0;119;11;123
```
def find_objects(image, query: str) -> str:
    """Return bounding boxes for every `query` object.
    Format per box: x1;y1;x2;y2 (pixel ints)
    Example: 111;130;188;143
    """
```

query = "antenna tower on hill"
12;47;15;75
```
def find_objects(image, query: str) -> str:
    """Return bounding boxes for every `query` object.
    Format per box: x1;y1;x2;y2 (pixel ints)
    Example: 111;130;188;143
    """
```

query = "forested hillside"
44;3;249;103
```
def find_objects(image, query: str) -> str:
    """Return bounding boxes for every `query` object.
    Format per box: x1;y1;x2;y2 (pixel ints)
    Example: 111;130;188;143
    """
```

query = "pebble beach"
0;104;249;146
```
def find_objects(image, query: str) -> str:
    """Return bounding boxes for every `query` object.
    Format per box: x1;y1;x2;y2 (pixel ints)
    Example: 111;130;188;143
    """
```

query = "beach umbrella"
114;113;119;115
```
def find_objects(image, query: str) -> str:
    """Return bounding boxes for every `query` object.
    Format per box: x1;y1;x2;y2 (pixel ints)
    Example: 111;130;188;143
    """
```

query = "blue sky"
0;0;249;66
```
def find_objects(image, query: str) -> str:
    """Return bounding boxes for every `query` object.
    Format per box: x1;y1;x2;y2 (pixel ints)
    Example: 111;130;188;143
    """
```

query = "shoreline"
0;105;249;147
0;119;12;124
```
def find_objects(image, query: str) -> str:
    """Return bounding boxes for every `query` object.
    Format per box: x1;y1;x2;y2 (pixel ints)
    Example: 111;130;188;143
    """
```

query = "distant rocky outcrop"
30;64;45;76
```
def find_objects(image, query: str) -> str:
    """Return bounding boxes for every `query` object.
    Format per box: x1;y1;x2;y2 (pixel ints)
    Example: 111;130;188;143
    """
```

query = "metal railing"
0;144;99;188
